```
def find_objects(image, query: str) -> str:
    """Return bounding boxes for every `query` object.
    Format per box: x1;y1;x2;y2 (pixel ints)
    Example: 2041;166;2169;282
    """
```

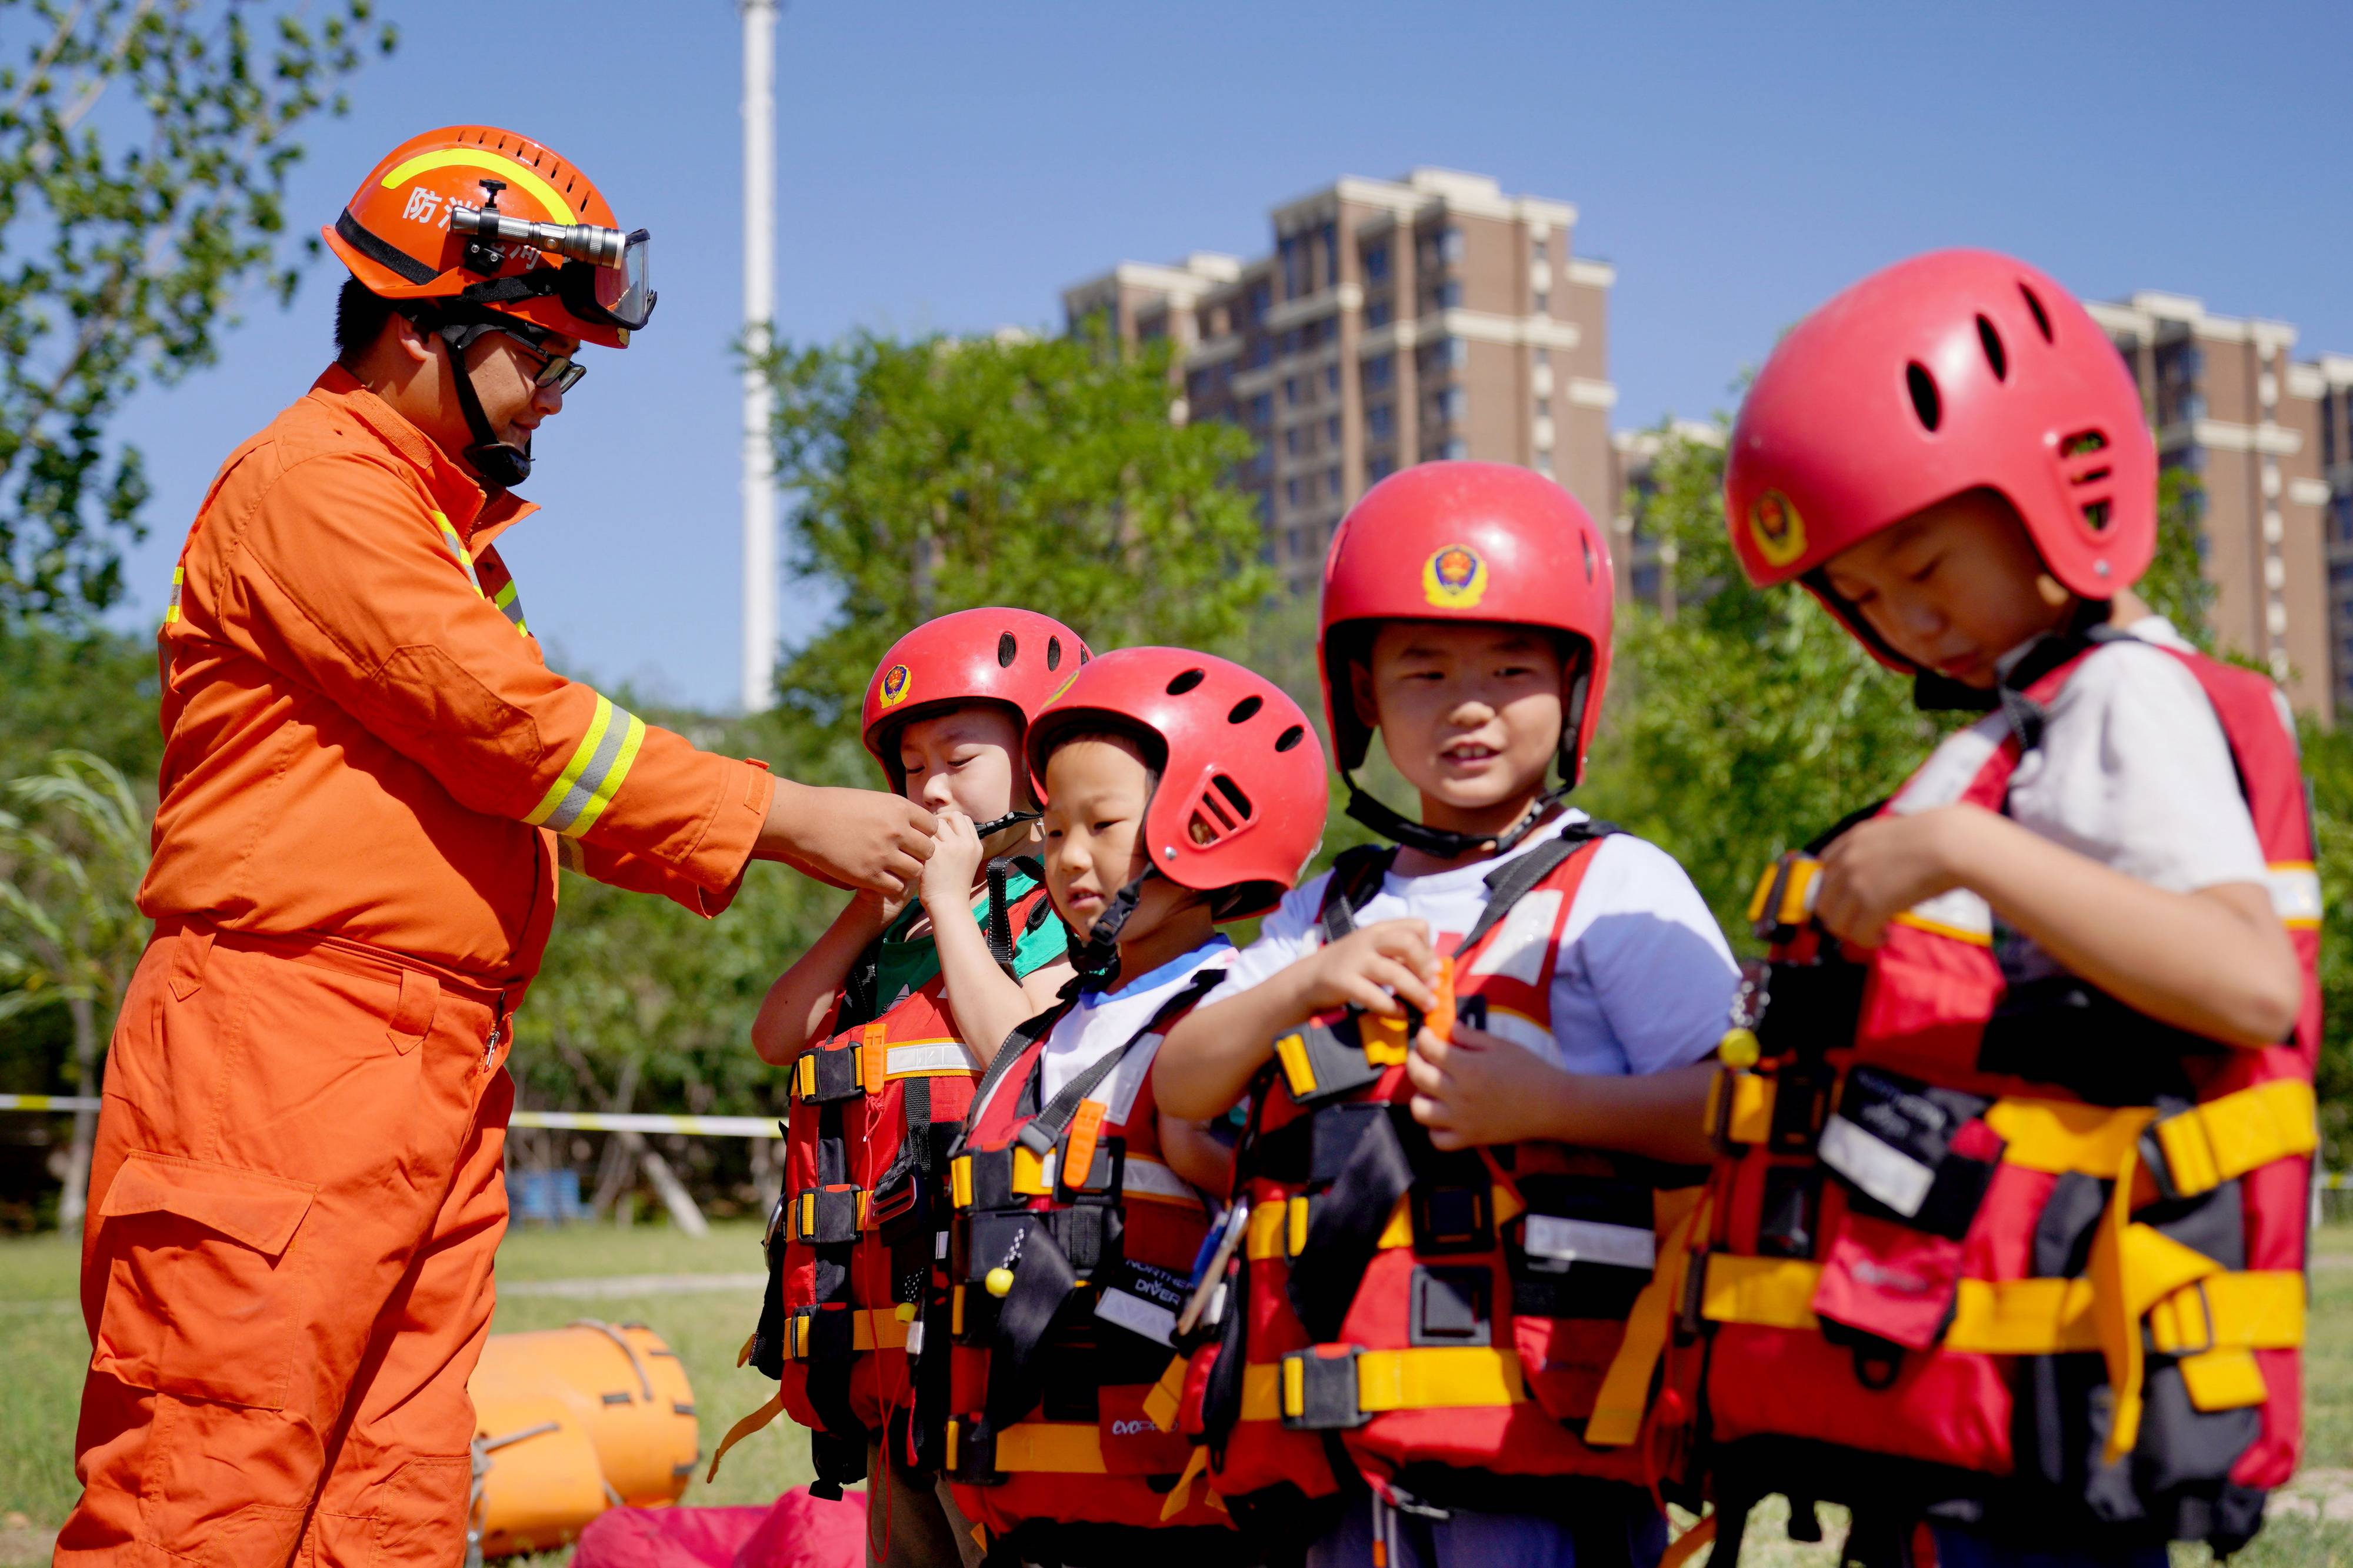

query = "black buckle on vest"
1676;1247;1712;1342
789;1303;856;1363
961;1147;1019;1212
1054;1132;1124;1206
869;1163;923;1236
948;1417;1004;1484
800;1041;867;1105
1281;1347;1368;1430
1409;1265;1492;1347
791;1185;865;1246
1048;1203;1114;1276
1275;1015;1391;1106
1769;1060;1834;1154
1410;1180;1494;1255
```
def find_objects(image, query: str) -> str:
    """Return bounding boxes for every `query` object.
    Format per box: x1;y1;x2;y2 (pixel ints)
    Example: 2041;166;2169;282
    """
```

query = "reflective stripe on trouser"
526;692;646;837
56;928;514;1568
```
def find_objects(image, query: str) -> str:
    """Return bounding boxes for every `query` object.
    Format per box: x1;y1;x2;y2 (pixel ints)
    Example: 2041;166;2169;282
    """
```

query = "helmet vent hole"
1905;363;1942;432
1046;637;1062;672
2082;500;2113;532
1275;724;1306;753
998;632;1018;668
1166;668;1206;695
1208;774;1254;825
1227;695;1264;724
1078;647;1091;665
1976;315;2007;382
2019;283;2054;342
2060;429;2109;459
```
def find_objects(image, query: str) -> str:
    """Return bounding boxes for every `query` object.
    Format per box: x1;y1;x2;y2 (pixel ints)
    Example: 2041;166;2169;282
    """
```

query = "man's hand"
1812;805;1974;949
757;782;936;898
1407;1022;1568;1151
1299;920;1441;1018
919;809;986;917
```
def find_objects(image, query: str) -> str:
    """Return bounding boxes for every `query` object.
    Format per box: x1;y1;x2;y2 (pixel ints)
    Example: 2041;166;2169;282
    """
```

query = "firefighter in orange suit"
57;125;934;1568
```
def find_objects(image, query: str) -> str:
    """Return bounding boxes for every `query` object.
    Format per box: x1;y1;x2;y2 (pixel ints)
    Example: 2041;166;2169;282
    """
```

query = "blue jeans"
1928;1525;2169;1568
1305;1489;1668;1568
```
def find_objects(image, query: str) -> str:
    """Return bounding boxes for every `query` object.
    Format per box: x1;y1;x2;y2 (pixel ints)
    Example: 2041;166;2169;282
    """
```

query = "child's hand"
1813;805;1975;948
1407;1021;1567;1151
1298;920;1441;1018
919;808;987;916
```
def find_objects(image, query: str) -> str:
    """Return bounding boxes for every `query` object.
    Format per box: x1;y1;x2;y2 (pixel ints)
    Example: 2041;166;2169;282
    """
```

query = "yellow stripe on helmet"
380;148;578;225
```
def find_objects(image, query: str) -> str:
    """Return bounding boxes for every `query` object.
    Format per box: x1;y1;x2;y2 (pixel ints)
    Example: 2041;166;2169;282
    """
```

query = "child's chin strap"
1070;872;1155;987
969;809;1041;840
1342;776;1567;860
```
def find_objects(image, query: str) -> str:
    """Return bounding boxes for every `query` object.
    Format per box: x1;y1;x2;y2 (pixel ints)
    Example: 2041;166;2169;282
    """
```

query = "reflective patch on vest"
1522;1215;1656;1271
1481;1006;1557;1060
1819;1113;1935;1219
2267;862;2321;928
1095;1259;1190;1346
1891;717;2004;813
1894;888;1994;945
1464;889;1565;985
887;1040;982;1076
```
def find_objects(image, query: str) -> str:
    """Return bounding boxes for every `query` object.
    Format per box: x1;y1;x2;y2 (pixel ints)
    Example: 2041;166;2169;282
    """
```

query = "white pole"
739;0;779;713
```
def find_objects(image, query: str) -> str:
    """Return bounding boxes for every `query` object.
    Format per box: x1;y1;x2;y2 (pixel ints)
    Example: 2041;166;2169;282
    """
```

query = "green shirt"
871;869;1067;1011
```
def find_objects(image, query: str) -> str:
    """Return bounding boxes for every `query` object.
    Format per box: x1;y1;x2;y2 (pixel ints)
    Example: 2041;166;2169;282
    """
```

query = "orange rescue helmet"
324;125;654;352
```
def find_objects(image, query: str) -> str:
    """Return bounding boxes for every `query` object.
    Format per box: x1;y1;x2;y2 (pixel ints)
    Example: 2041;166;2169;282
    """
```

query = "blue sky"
111;0;2353;710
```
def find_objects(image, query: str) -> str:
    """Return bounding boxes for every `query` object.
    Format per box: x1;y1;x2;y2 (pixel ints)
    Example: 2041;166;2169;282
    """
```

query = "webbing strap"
1457;826;1606;956
787;1307;909;1358
1014;969;1227;1157
1315;845;1400;943
1243;1186;1526;1261
1697;1253;2304;1356
982;1220;1078;1432
2149;1079;2316;1196
1280;1345;1528;1418
1583;1187;1706;1446
1287;1106;1417;1340
704;1391;785;1483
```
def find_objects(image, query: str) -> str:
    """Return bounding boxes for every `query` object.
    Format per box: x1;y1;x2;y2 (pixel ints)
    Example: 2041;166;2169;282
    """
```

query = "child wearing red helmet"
938;647;1329;1566
1155;462;1740;1568
734;608;1087;1564
1685;251;2317;1566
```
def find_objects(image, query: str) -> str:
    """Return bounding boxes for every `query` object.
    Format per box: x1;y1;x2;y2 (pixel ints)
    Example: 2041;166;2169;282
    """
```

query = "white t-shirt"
1031;935;1235;1126
1889;615;2277;982
1203;812;1739;1078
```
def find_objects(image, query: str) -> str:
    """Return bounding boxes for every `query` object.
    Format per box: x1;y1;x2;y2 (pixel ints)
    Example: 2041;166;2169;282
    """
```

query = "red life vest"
1187;829;1704;1544
737;865;1058;1496
1673;633;2319;1562
939;965;1236;1564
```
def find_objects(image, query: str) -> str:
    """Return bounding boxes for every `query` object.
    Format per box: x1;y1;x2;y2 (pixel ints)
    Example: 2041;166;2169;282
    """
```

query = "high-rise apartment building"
2087;292;2349;719
1064;169;1614;591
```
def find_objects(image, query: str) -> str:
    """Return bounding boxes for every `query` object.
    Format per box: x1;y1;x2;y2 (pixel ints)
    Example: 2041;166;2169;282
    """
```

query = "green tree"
754;326;1275;749
2137;466;2215;649
0;750;148;1232
0;0;395;621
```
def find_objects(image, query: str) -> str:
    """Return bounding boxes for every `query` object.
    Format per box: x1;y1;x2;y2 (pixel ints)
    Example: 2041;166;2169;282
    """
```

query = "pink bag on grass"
569;1489;866;1568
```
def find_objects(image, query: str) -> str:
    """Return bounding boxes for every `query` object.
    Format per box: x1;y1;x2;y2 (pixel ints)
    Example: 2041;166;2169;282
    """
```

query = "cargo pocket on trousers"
92;1149;317;1410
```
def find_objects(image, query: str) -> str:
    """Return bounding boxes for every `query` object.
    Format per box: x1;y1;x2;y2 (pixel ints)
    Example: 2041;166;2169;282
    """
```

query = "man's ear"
1348;659;1381;732
391;313;437;367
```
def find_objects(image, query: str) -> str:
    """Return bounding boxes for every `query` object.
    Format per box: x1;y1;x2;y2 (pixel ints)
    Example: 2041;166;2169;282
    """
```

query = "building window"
1283;376;1299;406
1287;478;1302;508
1326;365;1341;396
1285;427;1302;456
1442;438;1469;461
1445;338;1468;370
1435;281;1464;310
1531;235;1548;263
1368;453;1397;483
1368;403;1394;439
1532;346;1549;366
1439;388;1468;422
1328;463;1342;496
1366;298;1392;328
1535;397;1551;419
1249;393;1272;426
1327;415;1342;446
1363;355;1394;392
1536;455;1555;478
1363;242;1390;283
1323;221;1339;288
1439;227;1465;265
1533;291;1549;313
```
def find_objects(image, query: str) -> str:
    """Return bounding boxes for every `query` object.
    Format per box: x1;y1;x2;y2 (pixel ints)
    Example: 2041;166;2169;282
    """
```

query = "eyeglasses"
491;326;587;395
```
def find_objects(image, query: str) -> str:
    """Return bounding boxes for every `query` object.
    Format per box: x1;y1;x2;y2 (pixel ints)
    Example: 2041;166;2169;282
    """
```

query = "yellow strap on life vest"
1658;1513;1718;1568
705;1390;785;1483
1584;1188;1706;1446
1161;1444;1213;1522
789;1185;874;1239
990;1420;1111;1473
2148;1079;2316;1196
1143;1353;1189;1433
1696;1253;2303;1358
1710;1070;1775;1147
1279;1346;1528;1420
1746;855;1820;929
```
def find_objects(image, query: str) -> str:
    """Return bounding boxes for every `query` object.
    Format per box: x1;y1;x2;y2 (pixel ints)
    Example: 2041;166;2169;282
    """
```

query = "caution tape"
0;1095;784;1139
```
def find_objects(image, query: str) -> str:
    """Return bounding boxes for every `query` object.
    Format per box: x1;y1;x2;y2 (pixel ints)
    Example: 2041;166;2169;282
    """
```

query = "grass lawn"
2;1221;2348;1566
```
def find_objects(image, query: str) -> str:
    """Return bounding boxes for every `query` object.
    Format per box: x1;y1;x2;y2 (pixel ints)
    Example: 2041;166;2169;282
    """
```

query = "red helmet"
323;125;654;351
1025;648;1328;922
1725;249;2154;670
861;608;1092;792
1319;461;1614;786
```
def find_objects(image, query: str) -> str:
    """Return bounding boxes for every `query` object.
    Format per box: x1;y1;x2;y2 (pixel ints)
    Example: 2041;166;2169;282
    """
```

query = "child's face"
1819;489;2074;688
1041;736;1194;945
1352;620;1566;815
897;704;1027;819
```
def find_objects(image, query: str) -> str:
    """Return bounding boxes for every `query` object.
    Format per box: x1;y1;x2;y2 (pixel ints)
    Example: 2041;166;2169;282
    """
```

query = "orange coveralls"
61;367;778;1568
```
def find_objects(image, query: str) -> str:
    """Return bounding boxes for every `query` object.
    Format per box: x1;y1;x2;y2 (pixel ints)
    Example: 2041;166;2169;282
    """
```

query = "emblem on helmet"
878;664;913;708
1421;544;1489;609
1749;490;1808;569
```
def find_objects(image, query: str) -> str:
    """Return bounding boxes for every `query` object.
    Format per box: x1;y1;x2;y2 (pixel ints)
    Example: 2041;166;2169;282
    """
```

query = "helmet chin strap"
430;318;532;492
969;809;1041;841
1342;776;1565;860
1071;871;1154;988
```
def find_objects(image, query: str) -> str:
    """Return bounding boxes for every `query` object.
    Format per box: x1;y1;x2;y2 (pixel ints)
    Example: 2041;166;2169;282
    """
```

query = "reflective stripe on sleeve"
2266;862;2321;930
432;512;484;595
492;579;529;635
164;566;184;626
526;692;647;837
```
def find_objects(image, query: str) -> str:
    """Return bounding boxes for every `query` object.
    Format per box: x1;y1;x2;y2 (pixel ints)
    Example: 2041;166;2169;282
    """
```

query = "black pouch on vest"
1818;1066;1997;1239
1508;1175;1655;1320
